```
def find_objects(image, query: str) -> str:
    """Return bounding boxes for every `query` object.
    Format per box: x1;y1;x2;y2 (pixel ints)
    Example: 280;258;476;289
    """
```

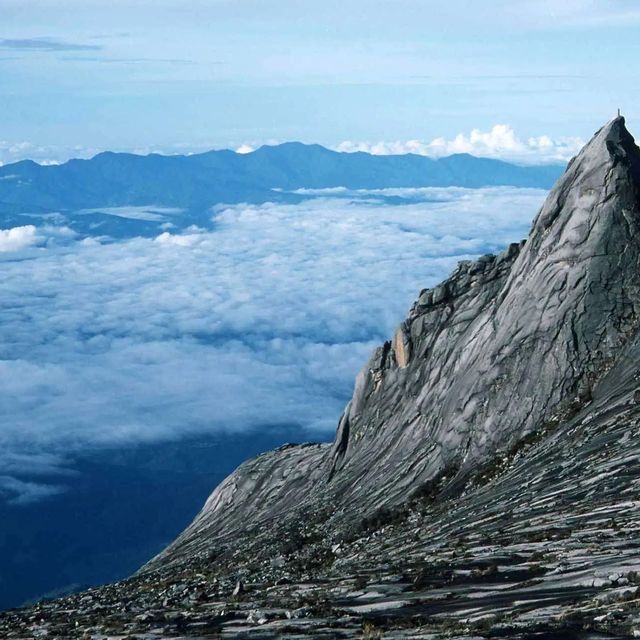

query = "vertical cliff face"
147;117;640;570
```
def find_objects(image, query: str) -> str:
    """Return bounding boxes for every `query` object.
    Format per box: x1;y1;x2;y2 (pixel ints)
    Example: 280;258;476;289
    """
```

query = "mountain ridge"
0;142;563;217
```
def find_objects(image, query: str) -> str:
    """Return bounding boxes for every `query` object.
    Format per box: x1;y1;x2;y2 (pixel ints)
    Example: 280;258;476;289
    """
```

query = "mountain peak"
581;114;639;163
142;117;640;555
600;113;627;137
528;114;640;248
141;117;640;577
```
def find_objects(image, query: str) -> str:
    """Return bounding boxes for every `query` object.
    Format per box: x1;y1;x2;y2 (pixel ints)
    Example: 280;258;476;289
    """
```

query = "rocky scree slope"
4;116;640;638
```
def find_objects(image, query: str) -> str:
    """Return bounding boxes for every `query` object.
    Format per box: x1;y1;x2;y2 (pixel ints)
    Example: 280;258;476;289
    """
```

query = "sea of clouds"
0;187;547;503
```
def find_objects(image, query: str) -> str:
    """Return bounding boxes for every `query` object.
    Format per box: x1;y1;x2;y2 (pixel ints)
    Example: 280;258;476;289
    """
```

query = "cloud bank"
0;225;42;252
336;124;585;165
0;187;546;503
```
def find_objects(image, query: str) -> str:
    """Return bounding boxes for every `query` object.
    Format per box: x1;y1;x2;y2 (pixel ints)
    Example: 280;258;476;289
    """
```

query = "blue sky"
1;0;639;164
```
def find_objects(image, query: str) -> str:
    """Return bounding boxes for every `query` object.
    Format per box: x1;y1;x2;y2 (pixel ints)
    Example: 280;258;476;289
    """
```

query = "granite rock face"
4;117;640;638
150;116;640;570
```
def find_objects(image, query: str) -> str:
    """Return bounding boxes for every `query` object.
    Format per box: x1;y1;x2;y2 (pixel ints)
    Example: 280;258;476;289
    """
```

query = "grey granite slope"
4;117;640;638
148;116;640;571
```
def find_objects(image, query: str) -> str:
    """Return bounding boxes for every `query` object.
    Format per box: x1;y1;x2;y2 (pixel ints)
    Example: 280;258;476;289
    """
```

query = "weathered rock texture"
4;117;640;639
150;115;640;569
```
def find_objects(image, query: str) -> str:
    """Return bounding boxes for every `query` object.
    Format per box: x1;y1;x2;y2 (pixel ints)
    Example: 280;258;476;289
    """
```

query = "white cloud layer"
0;187;547;503
336;124;585;165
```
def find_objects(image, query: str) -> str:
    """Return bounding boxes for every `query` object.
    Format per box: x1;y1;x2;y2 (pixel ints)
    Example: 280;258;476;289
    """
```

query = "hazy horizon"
2;1;639;165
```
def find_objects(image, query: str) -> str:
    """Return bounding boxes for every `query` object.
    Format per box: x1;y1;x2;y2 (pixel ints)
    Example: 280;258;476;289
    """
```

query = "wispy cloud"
0;476;67;505
60;56;195;65
0;187;547;503
0;37;102;52
78;206;184;222
336;125;584;165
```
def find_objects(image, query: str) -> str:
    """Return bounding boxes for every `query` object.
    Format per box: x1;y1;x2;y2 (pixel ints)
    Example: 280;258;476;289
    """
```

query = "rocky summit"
4;116;640;639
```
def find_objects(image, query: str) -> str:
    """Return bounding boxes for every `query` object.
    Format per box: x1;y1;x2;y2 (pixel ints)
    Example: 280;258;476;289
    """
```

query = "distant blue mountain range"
0;143;563;236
